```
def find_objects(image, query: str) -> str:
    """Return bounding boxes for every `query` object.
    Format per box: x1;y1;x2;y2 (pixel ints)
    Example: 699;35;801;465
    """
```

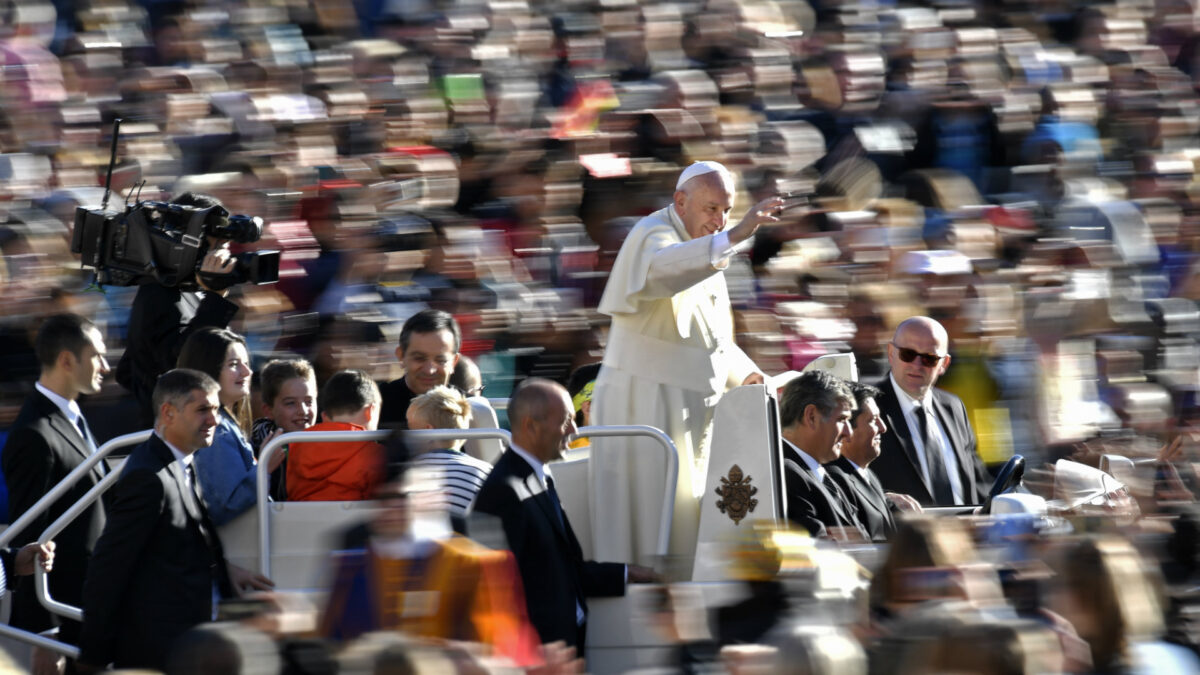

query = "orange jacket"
286;422;383;501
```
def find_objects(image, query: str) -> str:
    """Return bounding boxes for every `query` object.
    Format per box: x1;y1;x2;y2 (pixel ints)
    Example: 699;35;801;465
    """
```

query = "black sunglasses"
891;344;944;368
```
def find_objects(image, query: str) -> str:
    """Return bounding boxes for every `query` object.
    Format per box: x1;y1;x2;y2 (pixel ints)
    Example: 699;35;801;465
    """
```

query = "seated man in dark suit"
826;382;920;542
779;371;868;541
871;316;991;506
471;378;656;655
78;369;272;673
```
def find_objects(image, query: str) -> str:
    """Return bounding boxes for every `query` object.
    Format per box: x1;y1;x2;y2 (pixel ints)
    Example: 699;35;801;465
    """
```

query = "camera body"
71;200;280;288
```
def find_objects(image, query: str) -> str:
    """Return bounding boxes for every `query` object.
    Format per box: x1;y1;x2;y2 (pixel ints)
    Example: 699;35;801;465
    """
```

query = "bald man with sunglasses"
870;316;990;506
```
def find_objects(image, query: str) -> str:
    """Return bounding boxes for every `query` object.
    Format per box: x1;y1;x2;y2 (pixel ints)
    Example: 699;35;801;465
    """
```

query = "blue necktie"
76;414;97;454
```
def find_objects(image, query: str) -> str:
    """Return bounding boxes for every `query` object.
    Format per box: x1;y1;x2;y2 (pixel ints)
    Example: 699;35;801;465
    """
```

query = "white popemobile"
0;353;1108;673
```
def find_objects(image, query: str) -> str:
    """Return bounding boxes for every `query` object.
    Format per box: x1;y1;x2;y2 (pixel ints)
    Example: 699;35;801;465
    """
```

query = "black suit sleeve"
78;469;165;667
139;283;237;374
581;562;626;598
2;426;57;543
0;547;15;592
117;284;237;410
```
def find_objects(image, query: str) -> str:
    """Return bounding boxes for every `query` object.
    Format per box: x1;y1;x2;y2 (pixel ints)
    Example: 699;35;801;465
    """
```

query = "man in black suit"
78;369;270;672
779;371;868;541
378;309;461;429
871;316;990;506
2;314;110;671
826;382;918;542
471;378;655;654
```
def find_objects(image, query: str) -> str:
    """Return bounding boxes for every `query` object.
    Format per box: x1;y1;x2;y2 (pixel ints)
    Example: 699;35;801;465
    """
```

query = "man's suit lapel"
149;436;233;597
849;470;891;530
878;377;934;502
35;392;105;479
784;443;853;527
504;452;573;547
147;436;208;526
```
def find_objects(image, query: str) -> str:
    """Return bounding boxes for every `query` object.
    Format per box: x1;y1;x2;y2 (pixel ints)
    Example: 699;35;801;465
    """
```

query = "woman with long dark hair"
177;327;283;525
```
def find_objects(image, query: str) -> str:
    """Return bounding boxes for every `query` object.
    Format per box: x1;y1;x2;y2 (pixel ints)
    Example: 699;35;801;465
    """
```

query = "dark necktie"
545;475;566;530
546;475;586;626
822;474;855;526
914;402;955;505
184;464;221;554
75;414;97;454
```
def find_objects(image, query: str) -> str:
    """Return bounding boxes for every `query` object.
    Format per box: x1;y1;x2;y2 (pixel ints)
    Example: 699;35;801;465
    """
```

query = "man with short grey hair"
79;369;271;672
777;371;866;541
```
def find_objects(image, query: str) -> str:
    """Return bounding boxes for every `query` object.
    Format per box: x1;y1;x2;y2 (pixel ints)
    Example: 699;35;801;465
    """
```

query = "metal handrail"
0;430;149;549
26;422;678;656
254;428;513;577
0;624;81;659
35;468;126;623
12;430;152;658
572;425;679;559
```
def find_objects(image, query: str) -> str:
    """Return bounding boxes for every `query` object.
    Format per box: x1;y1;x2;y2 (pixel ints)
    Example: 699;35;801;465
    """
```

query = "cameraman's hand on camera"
197;242;236;295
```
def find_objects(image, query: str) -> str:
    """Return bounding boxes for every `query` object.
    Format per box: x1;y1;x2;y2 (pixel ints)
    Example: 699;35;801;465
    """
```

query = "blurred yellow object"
726;521;815;582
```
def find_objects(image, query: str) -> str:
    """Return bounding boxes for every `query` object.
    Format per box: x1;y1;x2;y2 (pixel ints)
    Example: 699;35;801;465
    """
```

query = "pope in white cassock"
589;161;786;567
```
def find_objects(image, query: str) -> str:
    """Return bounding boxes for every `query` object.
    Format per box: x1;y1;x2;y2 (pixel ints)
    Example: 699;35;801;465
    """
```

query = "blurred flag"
551;79;620;139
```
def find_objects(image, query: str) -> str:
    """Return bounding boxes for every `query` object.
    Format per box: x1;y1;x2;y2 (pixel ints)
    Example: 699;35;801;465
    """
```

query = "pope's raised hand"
727;195;788;245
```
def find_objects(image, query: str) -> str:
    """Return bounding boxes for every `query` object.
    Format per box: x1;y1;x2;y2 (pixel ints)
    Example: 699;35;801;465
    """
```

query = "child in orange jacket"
287;369;384;501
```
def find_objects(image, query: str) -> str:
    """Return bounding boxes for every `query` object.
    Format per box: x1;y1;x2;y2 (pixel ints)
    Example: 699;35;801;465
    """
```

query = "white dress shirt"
888;375;964;504
36;382;91;449
784;439;827;483
842;456;867;480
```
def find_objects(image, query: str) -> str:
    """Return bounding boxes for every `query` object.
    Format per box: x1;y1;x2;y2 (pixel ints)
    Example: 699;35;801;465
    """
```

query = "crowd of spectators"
4;0;1200;672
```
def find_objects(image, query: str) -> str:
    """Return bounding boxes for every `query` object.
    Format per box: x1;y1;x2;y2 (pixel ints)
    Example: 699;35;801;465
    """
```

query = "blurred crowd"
5;0;1200;672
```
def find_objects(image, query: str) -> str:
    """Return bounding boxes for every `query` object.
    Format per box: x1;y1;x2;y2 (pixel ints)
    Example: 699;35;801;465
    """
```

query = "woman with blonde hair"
406;385;492;517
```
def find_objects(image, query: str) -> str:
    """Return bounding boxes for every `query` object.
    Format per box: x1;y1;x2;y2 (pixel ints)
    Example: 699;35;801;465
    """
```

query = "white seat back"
463;397;504;464
693;384;785;582
219;501;379;593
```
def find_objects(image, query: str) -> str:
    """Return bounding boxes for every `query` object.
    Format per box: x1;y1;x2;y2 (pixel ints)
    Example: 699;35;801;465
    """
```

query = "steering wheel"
982;454;1026;515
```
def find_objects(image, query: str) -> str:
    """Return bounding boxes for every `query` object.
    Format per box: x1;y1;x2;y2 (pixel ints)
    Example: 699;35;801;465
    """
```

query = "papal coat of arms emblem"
714;464;758;525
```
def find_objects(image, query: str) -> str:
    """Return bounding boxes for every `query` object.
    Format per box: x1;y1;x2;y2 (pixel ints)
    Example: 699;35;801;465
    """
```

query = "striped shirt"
411;449;493;517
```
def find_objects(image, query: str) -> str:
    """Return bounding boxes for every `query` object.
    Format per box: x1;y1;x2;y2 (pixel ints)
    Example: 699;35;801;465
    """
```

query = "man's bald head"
509;378;577;463
894;316;949;351
887;316;951;399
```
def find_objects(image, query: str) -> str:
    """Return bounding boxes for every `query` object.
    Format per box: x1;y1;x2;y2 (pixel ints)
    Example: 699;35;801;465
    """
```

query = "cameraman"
115;192;241;430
